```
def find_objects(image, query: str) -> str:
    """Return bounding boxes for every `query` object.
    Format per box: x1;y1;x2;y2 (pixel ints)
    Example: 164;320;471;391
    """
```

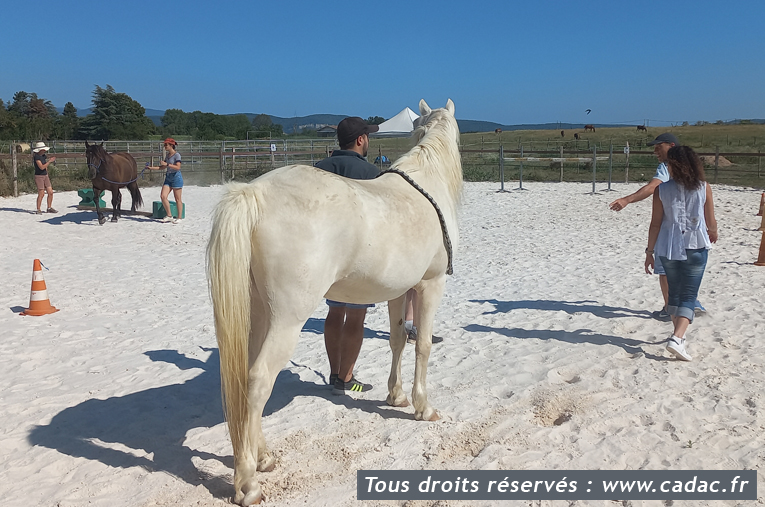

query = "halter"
375;168;454;275
87;151;145;185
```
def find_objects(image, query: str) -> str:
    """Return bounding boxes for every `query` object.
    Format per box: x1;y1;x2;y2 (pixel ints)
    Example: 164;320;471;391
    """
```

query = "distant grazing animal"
637;125;647;132
584;124;595;132
495;128;502;134
207;99;462;505
85;141;143;225
574;133;580;140
560;130;565;138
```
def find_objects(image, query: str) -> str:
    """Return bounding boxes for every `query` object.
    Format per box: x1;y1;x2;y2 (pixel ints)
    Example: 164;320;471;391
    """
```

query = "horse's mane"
87;144;110;159
391;107;463;204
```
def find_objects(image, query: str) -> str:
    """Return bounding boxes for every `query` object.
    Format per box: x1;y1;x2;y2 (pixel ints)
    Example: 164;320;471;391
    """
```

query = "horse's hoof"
257;454;276;472
98;217;106;225
111;217;118;222
386;394;410;408
415;408;440;421
234;485;264;506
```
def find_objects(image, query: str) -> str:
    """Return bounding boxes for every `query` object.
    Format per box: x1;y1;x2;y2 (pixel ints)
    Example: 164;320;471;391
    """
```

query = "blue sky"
3;0;763;126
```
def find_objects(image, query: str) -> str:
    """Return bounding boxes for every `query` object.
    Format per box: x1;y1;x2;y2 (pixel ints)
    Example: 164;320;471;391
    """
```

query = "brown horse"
85;141;143;225
584;124;595;132
637;125;647;132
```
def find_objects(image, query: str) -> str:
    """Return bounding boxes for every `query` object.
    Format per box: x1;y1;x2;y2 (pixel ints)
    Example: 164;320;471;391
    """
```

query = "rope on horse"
88;159;147;185
375;168;454;275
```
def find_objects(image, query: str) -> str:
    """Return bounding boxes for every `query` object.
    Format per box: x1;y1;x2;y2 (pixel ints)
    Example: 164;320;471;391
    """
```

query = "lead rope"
375;168;453;275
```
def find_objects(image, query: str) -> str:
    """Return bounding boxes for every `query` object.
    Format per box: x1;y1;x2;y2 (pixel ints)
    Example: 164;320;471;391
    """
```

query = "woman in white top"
645;146;718;361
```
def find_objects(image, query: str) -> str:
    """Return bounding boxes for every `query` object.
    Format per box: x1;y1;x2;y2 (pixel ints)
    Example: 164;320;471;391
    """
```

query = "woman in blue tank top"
147;137;184;223
645;146;718;361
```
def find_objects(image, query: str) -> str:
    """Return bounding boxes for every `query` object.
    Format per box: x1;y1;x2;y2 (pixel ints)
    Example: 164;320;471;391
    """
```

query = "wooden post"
559;145;564;182
714;146;719;184
219;148;225;184
758;150;761;178
591;146;597;194
499;145;505;191
232;147;236;180
625;142;630;184
11;144;18;197
607;144;613;191
518;145;524;190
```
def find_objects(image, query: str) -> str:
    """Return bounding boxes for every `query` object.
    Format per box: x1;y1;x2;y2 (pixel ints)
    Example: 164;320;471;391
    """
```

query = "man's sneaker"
161;215;174;223
46;207;58;213
652;307;671;322
333;376;373;395
694;300;706;315
407;327;444;344
172;217;181;224
328;373;338;388
35;209;43;215
666;336;692;361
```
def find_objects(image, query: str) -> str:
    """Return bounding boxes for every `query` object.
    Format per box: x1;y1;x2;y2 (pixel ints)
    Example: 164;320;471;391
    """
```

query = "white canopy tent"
371;107;419;137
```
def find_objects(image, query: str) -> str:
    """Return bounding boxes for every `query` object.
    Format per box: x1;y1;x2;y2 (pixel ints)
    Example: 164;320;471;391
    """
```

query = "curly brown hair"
666;146;705;190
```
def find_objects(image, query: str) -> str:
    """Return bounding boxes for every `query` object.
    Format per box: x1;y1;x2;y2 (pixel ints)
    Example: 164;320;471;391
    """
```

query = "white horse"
206;99;462;505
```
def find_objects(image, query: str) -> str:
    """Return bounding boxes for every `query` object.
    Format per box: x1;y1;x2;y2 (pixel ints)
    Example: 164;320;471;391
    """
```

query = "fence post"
518;145;524;190
591;146;597;194
560;145;564;182
499;145;505;191
219;147;225;185
714;146;719;184
11;143;18;197
607;144;613;191
759;150;761;178
625;142;630;184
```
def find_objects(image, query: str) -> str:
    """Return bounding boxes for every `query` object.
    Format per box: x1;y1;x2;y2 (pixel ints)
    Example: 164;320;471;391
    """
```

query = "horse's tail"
206;182;261;462
128;183;143;209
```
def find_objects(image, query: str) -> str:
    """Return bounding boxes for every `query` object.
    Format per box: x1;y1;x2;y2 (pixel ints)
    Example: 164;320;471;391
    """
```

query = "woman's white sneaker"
666;336;692;361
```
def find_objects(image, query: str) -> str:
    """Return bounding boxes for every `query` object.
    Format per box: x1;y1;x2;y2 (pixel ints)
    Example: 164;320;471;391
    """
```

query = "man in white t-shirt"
609;133;705;320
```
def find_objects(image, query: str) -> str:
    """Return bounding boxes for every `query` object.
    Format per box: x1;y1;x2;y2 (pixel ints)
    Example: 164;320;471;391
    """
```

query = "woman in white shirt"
645;146;718;361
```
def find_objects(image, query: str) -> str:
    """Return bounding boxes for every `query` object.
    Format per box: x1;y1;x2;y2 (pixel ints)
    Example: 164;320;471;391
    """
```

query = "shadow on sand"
28;345;408;499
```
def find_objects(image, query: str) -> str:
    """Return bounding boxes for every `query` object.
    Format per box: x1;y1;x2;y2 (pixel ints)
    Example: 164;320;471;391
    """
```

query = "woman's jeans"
660;248;708;323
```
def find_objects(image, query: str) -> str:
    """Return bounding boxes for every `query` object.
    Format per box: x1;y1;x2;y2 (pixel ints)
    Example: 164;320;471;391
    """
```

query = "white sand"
1;181;764;507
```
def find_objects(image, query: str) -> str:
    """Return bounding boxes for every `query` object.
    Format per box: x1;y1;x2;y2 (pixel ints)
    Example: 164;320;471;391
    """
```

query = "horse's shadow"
470;299;654;320
28;345;409;498
26;347;322;499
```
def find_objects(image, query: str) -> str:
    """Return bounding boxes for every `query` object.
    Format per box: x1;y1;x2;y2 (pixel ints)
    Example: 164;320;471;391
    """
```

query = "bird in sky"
585;109;592;115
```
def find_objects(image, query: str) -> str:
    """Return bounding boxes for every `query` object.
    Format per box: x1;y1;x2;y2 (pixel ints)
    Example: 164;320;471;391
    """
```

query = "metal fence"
2;139;764;197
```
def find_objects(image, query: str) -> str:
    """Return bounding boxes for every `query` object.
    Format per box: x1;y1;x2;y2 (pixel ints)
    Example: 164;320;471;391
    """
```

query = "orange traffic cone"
757;192;764;216
756;232;765;267
20;259;59;316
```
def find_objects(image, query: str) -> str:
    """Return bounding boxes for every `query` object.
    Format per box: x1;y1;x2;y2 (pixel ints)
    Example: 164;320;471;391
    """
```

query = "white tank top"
655;180;711;260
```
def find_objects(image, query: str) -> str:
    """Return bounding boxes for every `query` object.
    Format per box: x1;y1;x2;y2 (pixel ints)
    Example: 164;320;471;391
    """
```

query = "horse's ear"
85;140;89;148
100;142;104;147
445;99;455;115
419;99;431;117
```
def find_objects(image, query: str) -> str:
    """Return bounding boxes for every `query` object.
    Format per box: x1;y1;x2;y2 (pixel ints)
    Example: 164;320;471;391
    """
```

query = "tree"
79;85;155;140
57;102;80;139
366;116;385;125
251;114;283;138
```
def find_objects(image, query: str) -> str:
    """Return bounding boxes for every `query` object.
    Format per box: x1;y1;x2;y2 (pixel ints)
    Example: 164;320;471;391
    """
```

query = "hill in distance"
56;106;765;133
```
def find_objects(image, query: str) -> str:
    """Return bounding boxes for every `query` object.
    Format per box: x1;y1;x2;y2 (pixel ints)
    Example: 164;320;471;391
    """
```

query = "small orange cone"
756;232;765;267
20;259;59;316
757;192;764;216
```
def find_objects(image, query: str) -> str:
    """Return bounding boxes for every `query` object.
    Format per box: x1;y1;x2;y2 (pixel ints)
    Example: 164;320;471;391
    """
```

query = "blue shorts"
326;299;374;309
654;255;665;276
164;171;183;189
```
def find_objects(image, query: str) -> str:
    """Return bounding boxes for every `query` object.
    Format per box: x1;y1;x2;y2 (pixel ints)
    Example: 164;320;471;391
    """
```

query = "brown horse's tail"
128;183;143;209
206;182;262;463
